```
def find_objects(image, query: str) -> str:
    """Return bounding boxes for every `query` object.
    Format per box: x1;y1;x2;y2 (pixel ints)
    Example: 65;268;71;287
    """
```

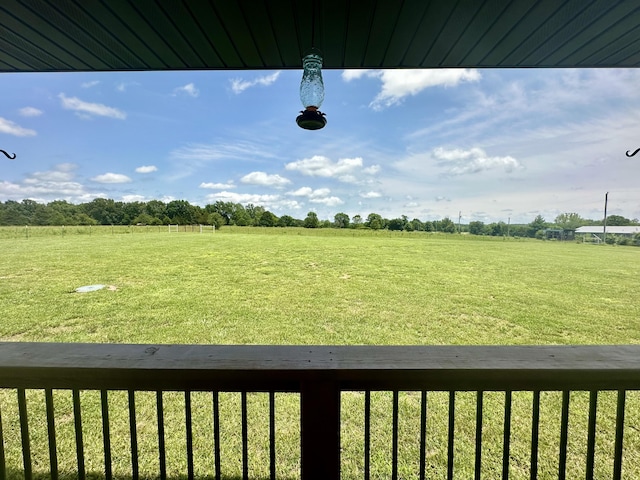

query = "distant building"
575;226;640;235
543;229;575;241
575;226;640;243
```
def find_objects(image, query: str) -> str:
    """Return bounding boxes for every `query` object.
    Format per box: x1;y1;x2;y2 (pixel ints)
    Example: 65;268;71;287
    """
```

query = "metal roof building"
576;226;640;235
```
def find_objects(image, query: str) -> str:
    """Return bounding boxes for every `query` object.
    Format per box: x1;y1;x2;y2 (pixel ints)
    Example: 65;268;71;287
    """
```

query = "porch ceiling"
1;0;640;73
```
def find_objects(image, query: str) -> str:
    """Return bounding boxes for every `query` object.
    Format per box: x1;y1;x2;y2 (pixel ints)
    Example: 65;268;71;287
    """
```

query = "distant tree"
193;206;210;225
229;205;250;226
366;213;384;230
0;200;29;225
19;199;43;224
73;213;97;225
207;201;235;225
82;198;122;225
122;202;144;224
145;200;167;220
209;212;225;229
132;213;155;225
468;221;485;235
303;211;319;228
410;218;424;231
166;200;196;224
554;212;585;230
47;200;80;225
278;215;297;227
582;218;601;225
506;224;527;237
319;219;332;228
246;204;266;226
259;210;278;227
351;214;363;228
439;217;456;233
487;221;507;236
606;215;631;226
423;221;434;232
387;218;405;231
528;215;547;237
334;212;350;228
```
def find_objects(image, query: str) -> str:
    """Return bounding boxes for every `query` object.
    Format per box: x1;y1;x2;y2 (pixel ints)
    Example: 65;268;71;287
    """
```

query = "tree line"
0;199;637;239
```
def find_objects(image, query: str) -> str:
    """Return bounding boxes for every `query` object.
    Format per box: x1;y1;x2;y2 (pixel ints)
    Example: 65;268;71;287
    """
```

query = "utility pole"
458;211;462;233
603;192;608;244
507;217;510;237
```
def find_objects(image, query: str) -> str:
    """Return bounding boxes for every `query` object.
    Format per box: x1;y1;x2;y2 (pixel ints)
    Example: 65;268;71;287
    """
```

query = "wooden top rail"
0;342;639;391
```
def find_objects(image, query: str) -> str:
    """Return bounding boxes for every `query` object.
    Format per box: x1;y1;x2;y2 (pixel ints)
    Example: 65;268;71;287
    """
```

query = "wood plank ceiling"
1;0;640;73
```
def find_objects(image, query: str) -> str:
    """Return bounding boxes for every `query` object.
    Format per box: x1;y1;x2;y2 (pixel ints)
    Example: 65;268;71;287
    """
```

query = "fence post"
300;379;340;480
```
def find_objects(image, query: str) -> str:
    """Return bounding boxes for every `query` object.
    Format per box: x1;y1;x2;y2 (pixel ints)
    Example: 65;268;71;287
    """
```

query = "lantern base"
296;109;327;130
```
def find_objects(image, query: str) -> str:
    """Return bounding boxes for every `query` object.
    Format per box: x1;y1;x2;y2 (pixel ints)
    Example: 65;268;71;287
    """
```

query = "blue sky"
1;67;639;224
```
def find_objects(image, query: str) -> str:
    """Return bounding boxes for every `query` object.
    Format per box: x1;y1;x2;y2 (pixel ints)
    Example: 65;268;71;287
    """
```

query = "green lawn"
0;227;639;479
1;226;639;345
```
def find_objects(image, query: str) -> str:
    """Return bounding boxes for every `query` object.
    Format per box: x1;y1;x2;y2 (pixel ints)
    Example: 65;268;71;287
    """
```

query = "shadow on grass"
13;470;297;480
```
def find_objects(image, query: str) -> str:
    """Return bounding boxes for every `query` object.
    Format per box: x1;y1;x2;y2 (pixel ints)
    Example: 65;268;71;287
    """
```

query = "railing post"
301;379;340;480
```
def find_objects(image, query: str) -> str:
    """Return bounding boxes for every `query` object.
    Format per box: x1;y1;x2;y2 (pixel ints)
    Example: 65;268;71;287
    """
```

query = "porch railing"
0;343;639;480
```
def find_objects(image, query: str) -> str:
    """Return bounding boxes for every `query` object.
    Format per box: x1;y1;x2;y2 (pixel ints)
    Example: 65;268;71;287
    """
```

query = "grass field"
0;227;639;479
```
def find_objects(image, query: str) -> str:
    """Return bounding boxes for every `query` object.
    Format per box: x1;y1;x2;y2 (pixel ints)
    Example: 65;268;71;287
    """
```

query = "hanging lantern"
296;48;326;130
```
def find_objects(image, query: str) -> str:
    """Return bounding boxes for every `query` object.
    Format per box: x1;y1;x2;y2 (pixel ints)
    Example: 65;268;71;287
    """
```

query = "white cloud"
277;200;303;210
174;83;199;97
200;182;236;189
240;171;291;188
0;179;86;201
168;140;277;181
360;191;381;198
55;163;77;173
230;71;281;94
342;70;372;82
285;186;340;207
59;93;126;120
287;187;331;198
19;107;43;117
309;196;343;206
135;165;157;173
122;194;146;203
24;167;74;184
170;141;275;162
116;81;140;92
343;69;481;109
91;173;132;184
206;191;279;205
285;156;380;184
433;147;522;175
409;70;640;147
0;117;36;136
81;80;100;88
0;163;93;201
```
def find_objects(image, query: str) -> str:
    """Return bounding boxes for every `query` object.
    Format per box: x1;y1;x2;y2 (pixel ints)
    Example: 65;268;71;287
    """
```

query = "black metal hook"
0;149;16;160
625;148;640;157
